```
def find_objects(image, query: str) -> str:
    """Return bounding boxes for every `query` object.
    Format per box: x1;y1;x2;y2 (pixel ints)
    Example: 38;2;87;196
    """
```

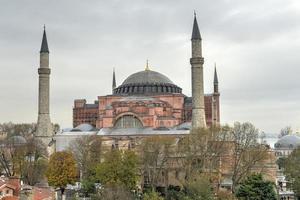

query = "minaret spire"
190;14;206;128
112;68;116;93
40;25;49;53
214;63;219;93
191;12;201;40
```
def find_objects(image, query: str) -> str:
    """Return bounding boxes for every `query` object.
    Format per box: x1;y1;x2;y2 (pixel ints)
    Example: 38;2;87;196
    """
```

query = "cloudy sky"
1;0;300;133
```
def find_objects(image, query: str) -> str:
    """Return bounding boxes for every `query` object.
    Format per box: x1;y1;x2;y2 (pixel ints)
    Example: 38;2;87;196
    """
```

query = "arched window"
114;115;143;128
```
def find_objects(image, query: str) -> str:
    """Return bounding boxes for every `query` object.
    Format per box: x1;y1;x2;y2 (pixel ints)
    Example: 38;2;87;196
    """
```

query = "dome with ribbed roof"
123;70;174;85
113;70;182;95
275;135;300;149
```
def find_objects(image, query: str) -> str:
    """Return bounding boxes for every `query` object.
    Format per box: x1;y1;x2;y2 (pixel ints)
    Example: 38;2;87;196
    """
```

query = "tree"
177;126;228;181
95;149;139;190
279;126;293;138
0;122;59;137
230;122;269;192
181;175;214;200
143;191;164;200
0;135;48;183
46;151;77;198
91;185;134;200
235;173;277;200
0;122;37;137
21;137;48;185
141;136;176;191
284;147;300;198
69;135;102;180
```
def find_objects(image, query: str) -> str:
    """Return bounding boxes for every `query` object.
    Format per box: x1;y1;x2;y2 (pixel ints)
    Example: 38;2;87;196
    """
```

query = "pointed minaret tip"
40;25;49;53
112;68;116;92
214;63;218;84
191;12;201;40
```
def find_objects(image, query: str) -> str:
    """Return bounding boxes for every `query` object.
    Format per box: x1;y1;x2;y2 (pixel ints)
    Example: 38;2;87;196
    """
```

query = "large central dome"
113;70;182;95
123;70;174;85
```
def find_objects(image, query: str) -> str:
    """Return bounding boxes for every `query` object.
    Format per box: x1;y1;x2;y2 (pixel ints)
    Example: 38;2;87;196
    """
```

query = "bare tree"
230;122;269;192
279;126;293;138
0;136;47;185
177;126;228;179
69;135;102;180
141;135;176;191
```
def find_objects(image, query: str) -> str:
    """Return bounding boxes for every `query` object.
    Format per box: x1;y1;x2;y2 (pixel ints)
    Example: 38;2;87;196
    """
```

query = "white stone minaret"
36;27;54;149
190;14;206;128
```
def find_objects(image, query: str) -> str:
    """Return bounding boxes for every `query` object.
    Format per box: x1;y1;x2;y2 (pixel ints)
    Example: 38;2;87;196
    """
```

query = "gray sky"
1;0;300;133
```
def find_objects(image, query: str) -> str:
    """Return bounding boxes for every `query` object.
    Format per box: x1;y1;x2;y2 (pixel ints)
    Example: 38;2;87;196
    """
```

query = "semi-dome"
7;135;27;145
114;70;182;95
71;123;95;132
275;135;300;149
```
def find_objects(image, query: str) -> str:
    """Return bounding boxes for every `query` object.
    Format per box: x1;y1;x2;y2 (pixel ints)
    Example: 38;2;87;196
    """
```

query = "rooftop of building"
113;69;182;96
275;134;300;149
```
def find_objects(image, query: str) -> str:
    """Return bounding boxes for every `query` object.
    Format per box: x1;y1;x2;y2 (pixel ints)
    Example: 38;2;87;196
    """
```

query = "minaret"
212;63;220;126
36;26;54;149
214;63;219;93
112;68;116;93
190;13;206;128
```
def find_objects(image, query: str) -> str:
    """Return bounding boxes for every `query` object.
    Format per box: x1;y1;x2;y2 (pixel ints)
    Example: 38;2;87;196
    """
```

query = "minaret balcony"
190;57;204;65
38;68;51;75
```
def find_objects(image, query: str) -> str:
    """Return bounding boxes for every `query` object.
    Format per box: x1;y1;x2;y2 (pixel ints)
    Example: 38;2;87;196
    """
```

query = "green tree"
235;173;277;200
95;149;139;190
46;151;77;198
182;175;214;200
143;191;164;200
91;185;134;200
284;147;300;198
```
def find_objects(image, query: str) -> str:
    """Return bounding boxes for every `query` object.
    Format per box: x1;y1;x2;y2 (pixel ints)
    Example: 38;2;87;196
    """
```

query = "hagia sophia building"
35;15;221;152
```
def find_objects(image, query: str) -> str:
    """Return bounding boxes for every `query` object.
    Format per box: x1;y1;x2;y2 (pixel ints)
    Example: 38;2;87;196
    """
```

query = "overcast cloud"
0;0;300;133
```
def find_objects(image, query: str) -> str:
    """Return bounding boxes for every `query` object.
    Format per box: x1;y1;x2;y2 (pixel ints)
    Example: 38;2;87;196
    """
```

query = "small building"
274;135;300;200
0;177;20;200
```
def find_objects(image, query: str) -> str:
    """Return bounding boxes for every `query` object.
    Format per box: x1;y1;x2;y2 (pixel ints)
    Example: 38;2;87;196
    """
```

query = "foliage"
0;122;37;137
216;191;236;200
80;178;96;197
0;122;59;137
166;185;181;200
279;126;293;138
46;151;77;191
141;136;176;191
69;135;102;180
91;185;134;200
235;173;277;200
182;175;214;200
276;157;287;170
0;135;48;184
284;147;300;197
143;191;164;200
229;122;269;192
21;138;48;185
95;149;139;190
177;126;228;181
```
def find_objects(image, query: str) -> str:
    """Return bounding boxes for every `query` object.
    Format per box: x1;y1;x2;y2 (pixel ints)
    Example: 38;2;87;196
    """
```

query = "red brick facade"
73;92;220;128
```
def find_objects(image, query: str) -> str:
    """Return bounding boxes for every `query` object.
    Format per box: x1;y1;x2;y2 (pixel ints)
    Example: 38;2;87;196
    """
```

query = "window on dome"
114;115;143;128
